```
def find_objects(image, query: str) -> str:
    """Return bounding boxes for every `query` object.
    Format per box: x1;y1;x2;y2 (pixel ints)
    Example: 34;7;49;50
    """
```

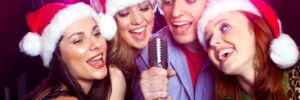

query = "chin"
93;68;108;79
219;66;234;75
133;42;148;49
174;35;196;44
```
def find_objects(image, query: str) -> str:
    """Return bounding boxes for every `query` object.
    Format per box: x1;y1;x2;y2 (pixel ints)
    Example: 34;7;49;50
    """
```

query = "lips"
87;52;105;69
129;26;146;40
216;47;234;65
172;21;192;34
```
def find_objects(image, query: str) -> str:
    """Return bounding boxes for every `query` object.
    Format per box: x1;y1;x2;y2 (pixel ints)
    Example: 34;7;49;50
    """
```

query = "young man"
134;0;215;99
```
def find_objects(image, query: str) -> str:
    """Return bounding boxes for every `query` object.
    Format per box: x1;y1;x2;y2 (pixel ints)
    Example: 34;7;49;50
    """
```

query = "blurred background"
0;0;299;99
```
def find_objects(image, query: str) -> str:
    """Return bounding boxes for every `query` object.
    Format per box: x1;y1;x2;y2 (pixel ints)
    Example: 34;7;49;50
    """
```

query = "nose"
89;37;101;51
131;10;143;25
171;0;183;18
209;34;222;49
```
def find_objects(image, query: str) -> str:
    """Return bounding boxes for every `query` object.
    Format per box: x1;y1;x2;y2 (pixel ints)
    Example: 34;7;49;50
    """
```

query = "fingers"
140;67;170;100
166;96;173;100
167;69;176;78
143;91;168;100
149;66;168;76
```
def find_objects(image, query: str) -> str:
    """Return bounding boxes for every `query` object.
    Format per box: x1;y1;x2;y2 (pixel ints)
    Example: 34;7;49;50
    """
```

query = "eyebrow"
214;19;229;27
68;32;83;40
92;25;98;32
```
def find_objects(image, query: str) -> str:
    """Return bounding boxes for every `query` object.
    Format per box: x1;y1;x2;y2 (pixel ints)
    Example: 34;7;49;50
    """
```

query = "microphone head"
148;36;168;69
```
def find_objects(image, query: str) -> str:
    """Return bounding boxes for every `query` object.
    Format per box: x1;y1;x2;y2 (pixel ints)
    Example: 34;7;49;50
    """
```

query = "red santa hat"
197;0;299;68
19;2;102;67
89;0;157;40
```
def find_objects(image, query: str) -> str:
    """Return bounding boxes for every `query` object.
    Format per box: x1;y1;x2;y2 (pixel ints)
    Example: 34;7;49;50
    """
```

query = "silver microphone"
148;36;168;69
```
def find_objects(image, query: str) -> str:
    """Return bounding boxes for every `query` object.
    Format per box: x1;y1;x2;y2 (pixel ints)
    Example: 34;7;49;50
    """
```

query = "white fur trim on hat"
106;0;146;16
198;0;261;51
270;33;299;68
19;32;41;56
99;13;117;40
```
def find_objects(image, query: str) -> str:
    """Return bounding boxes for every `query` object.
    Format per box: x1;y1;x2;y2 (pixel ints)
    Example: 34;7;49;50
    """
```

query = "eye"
117;10;129;17
72;37;83;44
163;0;174;5
140;2;150;12
94;32;101;37
219;23;231;34
186;0;196;4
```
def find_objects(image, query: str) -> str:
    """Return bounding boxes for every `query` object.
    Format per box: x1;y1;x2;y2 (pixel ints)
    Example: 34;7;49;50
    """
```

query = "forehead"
207;11;249;26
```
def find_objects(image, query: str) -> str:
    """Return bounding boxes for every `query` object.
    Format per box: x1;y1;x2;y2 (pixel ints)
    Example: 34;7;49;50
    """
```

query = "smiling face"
59;17;108;82
161;0;206;44
204;12;256;75
115;1;154;49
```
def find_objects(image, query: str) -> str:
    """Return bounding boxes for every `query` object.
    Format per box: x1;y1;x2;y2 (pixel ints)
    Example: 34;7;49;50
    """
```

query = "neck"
236;63;255;99
182;41;204;54
77;79;93;94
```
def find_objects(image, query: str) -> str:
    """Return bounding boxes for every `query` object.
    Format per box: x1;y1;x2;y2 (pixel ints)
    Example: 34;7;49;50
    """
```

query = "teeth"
91;55;102;61
132;27;145;33
173;22;190;26
218;49;233;61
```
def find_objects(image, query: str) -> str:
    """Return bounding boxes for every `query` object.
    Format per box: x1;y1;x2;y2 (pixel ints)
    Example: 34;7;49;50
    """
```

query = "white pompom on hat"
197;0;299;68
90;0;157;40
19;3;102;67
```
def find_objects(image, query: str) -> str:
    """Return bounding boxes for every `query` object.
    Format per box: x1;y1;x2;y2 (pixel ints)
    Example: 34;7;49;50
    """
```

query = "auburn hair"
215;11;288;100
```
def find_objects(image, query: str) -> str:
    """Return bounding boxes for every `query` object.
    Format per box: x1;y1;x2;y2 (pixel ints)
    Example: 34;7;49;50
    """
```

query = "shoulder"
109;66;126;85
52;96;78;100
109;66;126;100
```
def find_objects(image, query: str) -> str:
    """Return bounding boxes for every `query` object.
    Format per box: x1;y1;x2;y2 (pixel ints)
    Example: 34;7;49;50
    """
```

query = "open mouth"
173;21;192;27
217;48;234;64
87;52;105;69
172;21;192;33
130;26;146;33
129;26;146;40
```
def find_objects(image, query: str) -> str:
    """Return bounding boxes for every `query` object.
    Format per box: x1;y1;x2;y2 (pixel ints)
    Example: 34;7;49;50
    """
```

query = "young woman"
90;0;155;99
19;3;125;99
197;0;300;99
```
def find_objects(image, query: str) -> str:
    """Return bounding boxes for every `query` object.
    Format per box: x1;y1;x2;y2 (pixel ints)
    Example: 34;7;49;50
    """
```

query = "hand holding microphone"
140;35;175;100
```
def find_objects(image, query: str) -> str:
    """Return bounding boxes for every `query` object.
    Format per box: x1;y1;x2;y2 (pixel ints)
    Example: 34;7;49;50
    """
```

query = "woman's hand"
140;67;176;100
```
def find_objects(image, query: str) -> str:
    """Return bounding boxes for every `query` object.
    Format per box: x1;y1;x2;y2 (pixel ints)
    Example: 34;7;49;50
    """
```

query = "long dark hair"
25;39;111;100
215;11;288;100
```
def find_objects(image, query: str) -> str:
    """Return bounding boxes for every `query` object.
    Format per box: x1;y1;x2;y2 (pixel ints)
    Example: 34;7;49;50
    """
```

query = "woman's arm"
109;66;126;100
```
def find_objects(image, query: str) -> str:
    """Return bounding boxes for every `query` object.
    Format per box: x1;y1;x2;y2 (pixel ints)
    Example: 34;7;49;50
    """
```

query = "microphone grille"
149;36;168;69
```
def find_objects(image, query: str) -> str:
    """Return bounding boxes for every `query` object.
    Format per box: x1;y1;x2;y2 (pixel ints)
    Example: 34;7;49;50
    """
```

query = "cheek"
99;39;107;51
208;50;218;65
144;12;154;24
60;44;87;65
116;18;131;32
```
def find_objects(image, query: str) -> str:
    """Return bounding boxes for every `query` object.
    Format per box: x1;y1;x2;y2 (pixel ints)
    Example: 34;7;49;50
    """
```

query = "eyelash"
186;0;196;4
140;4;149;12
94;32;101;37
72;38;82;44
163;0;173;5
117;10;129;17
163;0;196;5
